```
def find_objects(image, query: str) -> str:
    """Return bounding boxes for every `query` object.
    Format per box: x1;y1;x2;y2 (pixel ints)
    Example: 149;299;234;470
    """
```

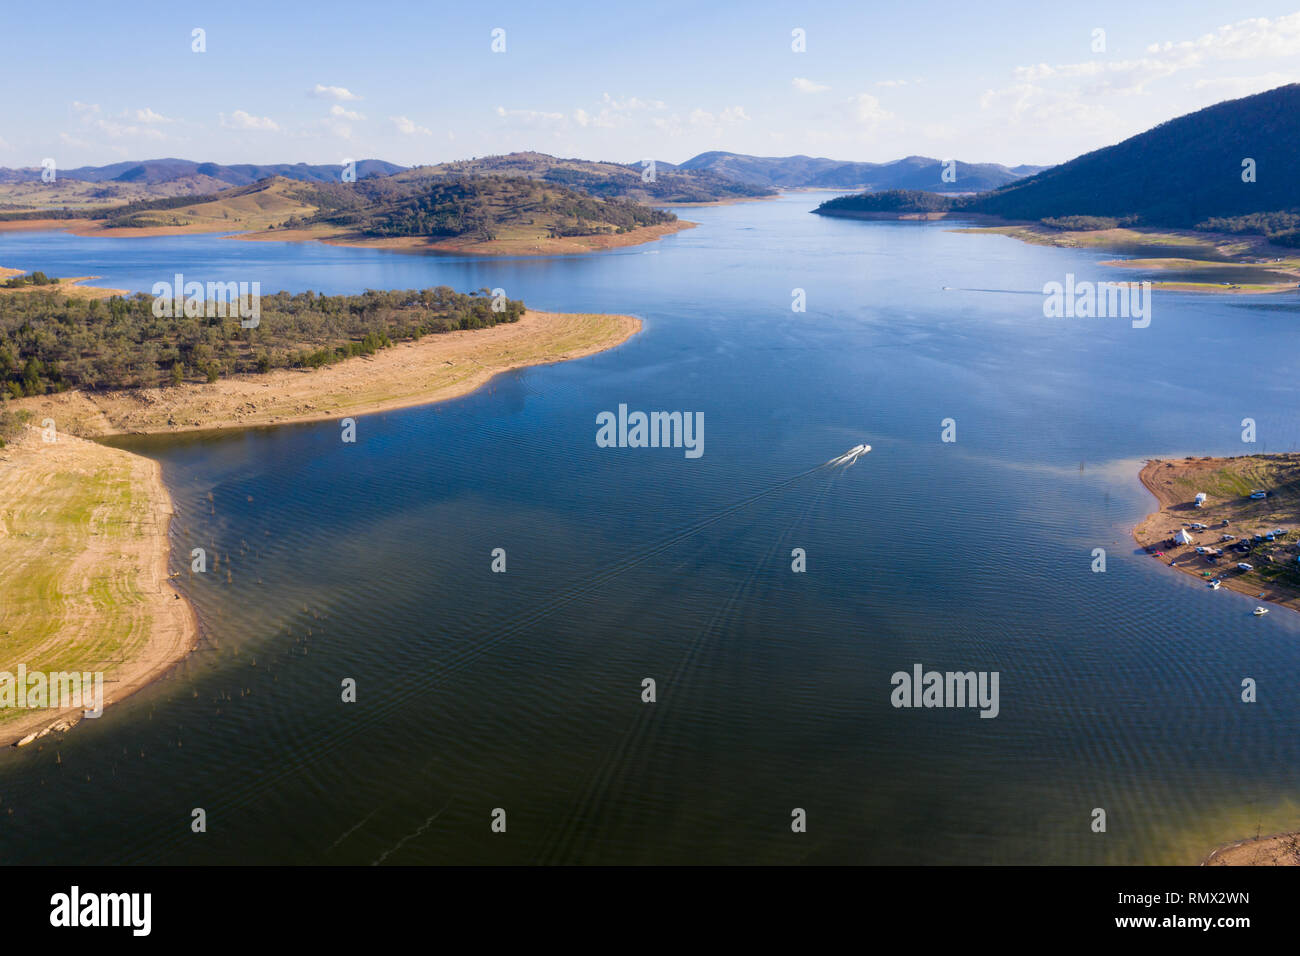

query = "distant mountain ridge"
0;153;772;206
0;151;1043;200
0;158;404;186
676;151;1048;192
814;84;1300;239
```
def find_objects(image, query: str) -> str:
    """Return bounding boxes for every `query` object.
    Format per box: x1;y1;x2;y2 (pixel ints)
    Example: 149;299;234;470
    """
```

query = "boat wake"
124;442;876;860
825;443;871;468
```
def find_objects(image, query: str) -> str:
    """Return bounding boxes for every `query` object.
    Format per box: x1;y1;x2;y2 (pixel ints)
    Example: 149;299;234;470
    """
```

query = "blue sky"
2;0;1299;169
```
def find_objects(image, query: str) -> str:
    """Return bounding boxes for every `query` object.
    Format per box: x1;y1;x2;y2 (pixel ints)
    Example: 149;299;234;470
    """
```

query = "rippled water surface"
2;194;1299;864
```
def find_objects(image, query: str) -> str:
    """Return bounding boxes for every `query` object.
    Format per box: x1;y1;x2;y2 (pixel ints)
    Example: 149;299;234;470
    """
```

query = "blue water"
1;194;1298;864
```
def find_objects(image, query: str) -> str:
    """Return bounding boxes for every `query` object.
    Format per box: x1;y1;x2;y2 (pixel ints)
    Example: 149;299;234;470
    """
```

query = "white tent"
1174;529;1194;545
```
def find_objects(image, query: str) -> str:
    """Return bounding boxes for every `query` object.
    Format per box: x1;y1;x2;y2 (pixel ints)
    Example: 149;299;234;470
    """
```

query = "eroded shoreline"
0;428;197;746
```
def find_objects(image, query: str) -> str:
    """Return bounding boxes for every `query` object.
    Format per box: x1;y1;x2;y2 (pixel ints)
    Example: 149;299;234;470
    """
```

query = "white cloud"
220;110;279;131
688;105;749;126
876;79;908;87
600;93;665;111
792;77;830;93
1193;71;1300;98
968;12;1300;157
391;115;431;135
649;105;750;138
93;119;166;140
1145;13;1300;62
311;84;362;101
495;106;566;127
330;104;365;121
133;107;174;124
992;12;1300;107
850;93;892;128
569;93;667;129
65;102;167;141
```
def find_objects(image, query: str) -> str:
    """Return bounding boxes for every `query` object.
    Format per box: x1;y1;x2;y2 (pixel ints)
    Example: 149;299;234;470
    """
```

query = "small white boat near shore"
1253;606;1269;616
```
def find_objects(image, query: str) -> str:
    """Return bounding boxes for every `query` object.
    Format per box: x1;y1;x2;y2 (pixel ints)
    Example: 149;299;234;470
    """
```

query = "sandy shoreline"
2;308;640;746
1133;455;1300;615
1135;456;1300;864
0;428;197;746
11;310;641;437
813;211;1300;294
1204;831;1300;865
235;219;695;255
0;216;696;255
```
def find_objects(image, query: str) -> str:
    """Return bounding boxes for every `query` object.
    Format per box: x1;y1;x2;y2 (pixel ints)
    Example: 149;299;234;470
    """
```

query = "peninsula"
1134;454;1300;613
0;283;642;743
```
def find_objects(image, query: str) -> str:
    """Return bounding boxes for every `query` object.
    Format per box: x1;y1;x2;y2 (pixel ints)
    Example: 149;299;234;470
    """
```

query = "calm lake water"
2;194;1300;864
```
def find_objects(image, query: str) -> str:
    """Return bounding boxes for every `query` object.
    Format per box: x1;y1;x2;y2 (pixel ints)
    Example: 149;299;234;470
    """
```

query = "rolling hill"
678;151;1046;192
71;173;682;253
815;84;1300;241
393;152;775;203
281;173;677;240
967;84;1300;227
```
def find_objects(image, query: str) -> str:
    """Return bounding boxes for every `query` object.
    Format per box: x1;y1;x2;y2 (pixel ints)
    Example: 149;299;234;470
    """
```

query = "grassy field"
0;428;195;743
0;177;226;213
0;175;694;254
958;224;1300;293
0;305;637;746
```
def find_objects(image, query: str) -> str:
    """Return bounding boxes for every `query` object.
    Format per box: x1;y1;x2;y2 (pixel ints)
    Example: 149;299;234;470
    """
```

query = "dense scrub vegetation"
281;175;675;240
0;208;84;222
815;190;958;214
1195;211;1300;245
84;173;678;239
1040;215;1131;231
0;406;33;445
0;286;524;397
2;271;58;288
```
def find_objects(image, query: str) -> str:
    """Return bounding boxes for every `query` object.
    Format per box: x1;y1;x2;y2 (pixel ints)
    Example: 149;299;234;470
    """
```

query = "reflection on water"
1;197;1299;864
